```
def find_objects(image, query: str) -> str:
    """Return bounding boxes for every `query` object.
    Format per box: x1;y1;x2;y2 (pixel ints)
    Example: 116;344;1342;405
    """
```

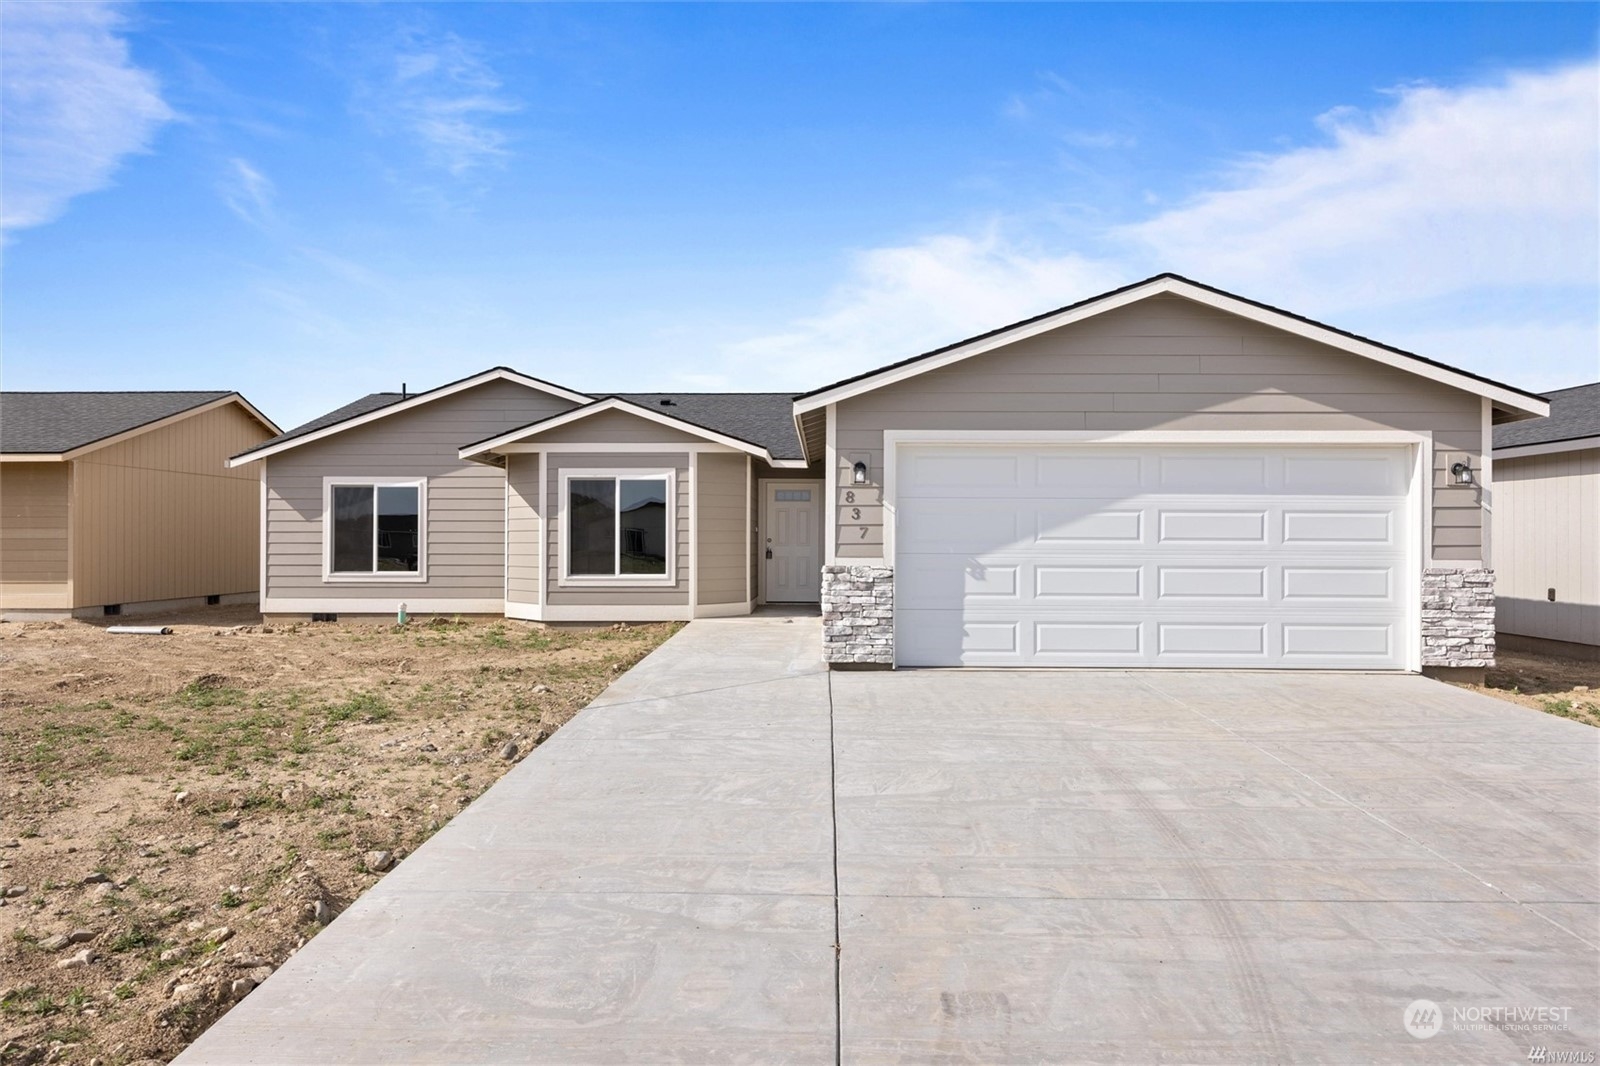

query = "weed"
175;843;200;857
220;889;244;908
110;925;157;952
113;982;137;1001
324;692;392;726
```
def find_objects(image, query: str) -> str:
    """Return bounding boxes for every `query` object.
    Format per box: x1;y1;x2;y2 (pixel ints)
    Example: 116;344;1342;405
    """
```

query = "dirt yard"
1454;648;1600;728
0;609;679;1066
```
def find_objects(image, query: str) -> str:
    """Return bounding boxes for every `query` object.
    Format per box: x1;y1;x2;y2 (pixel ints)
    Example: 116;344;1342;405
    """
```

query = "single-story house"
0;391;280;620
1492;380;1600;660
229;274;1549;675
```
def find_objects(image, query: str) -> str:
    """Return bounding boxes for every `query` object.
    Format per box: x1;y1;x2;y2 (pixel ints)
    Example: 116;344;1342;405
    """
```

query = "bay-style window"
324;479;425;580
564;471;673;582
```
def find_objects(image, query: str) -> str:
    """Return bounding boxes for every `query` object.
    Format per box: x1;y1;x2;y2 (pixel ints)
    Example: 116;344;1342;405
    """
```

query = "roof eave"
458;396;775;462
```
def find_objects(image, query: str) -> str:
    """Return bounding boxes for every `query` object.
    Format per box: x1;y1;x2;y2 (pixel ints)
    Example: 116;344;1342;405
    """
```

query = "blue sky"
3;3;1596;430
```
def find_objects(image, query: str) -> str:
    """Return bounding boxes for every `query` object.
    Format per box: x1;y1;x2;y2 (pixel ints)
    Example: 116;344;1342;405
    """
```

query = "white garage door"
895;444;1415;668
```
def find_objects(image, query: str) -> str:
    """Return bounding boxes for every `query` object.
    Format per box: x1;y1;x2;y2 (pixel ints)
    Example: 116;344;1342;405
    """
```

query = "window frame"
321;477;428;583
558;468;677;587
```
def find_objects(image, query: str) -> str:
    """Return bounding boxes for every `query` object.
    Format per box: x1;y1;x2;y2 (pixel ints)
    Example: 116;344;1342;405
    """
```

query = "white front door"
763;481;821;603
895;444;1415;668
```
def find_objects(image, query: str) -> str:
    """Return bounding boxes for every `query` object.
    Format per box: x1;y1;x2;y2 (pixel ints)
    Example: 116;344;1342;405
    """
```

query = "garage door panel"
896;444;1414;669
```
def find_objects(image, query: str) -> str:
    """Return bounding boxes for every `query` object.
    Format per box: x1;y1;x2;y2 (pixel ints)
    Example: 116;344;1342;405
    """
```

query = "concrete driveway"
179;618;1598;1064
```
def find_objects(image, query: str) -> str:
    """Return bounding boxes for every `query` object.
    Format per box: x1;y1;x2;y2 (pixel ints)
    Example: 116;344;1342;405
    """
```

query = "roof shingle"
0;391;236;454
1494;382;1600;450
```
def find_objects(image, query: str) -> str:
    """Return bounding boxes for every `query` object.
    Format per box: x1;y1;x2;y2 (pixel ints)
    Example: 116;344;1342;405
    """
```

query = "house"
231;274;1549;676
1491;381;1600;660
0;391;280;620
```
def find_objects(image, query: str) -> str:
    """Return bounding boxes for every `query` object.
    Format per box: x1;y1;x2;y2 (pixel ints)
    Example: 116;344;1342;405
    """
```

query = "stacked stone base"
1421;567;1495;670
821;564;893;666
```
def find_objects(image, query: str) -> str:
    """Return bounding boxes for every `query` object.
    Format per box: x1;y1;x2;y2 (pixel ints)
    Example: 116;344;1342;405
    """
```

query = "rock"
0;840;18;848
532;684;550;694
169;983;200;1001
533;729;550;745
68;929;95;944
229;954;267;968
499;742;519;761
56;948;96;969
247;965;274;984
312;900;332;925
173;792;189;805
218;818;239;830
137;848;158;859
229;977;256;998
82;872;111;885
365;850;394;872
88;883;116;901
419;743;438;753
40;934;72;951
3;885;25;898
206;926;234;944
158;948;185;963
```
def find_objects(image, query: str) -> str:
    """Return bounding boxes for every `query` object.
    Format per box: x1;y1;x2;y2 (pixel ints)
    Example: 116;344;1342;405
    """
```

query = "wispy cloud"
723;60;1599;391
219;157;275;229
0;0;173;233
355;27;519;179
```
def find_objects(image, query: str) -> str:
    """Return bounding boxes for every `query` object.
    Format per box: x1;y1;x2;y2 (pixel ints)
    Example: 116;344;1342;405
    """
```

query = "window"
565;473;672;581
774;489;812;501
325;480;424;579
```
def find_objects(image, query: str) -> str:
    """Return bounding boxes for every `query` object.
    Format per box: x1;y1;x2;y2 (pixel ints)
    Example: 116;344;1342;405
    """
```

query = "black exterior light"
852;461;868;484
1450;460;1474;486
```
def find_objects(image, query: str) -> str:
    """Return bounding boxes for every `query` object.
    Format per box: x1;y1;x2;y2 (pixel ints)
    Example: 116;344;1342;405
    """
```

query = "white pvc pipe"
106;626;172;635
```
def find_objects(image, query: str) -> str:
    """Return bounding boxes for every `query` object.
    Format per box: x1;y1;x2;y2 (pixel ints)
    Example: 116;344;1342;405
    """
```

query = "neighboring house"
231;274;1548;676
0;391;280;620
1492;381;1600;660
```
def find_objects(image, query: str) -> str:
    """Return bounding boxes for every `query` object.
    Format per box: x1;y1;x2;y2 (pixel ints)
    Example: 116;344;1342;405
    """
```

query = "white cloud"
219;157;275;229
357;29;519;178
0;1;173;233
722;60;1599;390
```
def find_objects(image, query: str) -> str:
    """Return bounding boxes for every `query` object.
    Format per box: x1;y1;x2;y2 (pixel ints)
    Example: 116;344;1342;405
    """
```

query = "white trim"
793;276;1550;419
767;458;812;469
759;478;824;605
555;468;677;588
506;600;541;622
262;597;503;615
320;477;428;583
690;456;699;610
493;442;745;455
1480;396;1493;571
537;450;548;611
883;430;1431;673
1494;435;1600;460
503;469;510;606
824;403;838;565
258;465;268;600
744;455;753;606
695;599;754;619
0;454;67;462
461;397;774;462
229;369;589;467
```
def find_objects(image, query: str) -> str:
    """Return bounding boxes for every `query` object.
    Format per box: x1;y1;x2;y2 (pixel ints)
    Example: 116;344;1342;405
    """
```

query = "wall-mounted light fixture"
1450;460;1474;486
852;461;868;485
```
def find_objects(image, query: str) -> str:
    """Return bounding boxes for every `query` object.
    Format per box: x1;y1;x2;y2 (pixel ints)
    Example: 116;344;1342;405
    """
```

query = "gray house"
231;274;1548;675
1492;381;1600;659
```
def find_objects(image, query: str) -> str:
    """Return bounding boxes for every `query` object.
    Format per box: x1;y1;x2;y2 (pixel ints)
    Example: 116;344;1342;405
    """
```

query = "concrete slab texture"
178;618;1599;1065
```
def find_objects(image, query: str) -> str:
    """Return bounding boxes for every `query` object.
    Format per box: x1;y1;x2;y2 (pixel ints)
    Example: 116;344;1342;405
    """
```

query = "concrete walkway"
179;618;1599;1064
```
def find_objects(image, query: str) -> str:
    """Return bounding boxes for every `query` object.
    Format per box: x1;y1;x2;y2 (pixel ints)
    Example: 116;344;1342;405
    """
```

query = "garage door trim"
882;429;1431;671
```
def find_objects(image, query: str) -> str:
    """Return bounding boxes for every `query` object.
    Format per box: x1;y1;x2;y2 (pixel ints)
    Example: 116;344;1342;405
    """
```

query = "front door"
763;481;822;603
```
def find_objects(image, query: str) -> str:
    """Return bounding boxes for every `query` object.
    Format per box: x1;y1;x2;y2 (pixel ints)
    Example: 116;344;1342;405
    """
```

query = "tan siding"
264;380;577;604
70;403;273;607
531;409;706;446
545;452;691;607
695;452;747;605
1493;449;1600;646
833;293;1485;561
0;463;72;609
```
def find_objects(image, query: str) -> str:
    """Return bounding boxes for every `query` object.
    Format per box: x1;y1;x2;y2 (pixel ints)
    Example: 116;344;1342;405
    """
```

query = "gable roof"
227;367;590;467
0;391;279;457
1494;381;1600;455
791;273;1551;422
460;394;803;464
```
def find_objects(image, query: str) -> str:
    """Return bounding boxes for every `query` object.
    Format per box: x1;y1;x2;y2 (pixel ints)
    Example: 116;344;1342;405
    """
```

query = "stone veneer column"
821;564;894;667
1420;567;1496;669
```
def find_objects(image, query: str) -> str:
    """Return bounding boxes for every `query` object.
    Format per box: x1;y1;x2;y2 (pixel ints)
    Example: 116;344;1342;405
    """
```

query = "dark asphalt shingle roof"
610;393;804;460
1495;382;1600;450
255;393;407;450
0;391;236;454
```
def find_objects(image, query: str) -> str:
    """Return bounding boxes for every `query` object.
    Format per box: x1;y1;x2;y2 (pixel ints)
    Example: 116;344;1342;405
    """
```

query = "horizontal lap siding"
72;403;272;607
505;454;540;605
265;381;576;603
1493;450;1600;645
532;409;705;445
696;453;746;605
834;294;1484;562
0;463;71;608
546;452;691;607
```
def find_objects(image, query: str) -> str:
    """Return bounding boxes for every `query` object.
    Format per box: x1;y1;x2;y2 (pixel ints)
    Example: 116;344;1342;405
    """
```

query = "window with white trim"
565;473;672;580
326;480;424;577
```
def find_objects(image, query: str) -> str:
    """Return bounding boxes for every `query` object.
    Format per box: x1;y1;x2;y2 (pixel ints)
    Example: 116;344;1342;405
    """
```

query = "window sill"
322;573;428;584
557;576;676;589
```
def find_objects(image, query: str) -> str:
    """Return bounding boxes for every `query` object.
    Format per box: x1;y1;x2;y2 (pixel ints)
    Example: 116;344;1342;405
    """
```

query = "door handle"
765;548;773;559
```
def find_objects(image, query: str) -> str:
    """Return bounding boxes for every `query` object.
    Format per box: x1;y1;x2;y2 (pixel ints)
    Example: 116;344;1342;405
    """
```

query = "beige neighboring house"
1492;381;1600;660
0;391;280;620
232;274;1549;677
